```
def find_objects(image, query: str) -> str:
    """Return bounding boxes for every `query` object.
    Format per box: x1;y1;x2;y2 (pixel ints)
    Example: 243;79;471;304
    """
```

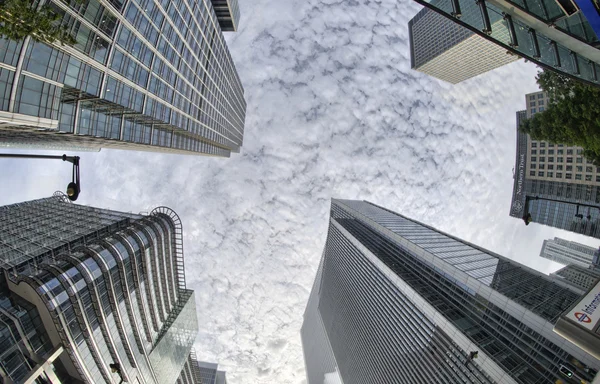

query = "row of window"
531;164;595;172
529;170;598;181
531;156;588;164
532;149;584;155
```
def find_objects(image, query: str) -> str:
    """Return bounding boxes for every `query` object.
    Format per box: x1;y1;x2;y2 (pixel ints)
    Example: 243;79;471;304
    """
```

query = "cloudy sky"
1;0;599;383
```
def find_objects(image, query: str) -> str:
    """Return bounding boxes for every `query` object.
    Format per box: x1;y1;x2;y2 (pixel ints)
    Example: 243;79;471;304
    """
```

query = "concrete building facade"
540;237;599;267
409;7;518;83
408;0;600;86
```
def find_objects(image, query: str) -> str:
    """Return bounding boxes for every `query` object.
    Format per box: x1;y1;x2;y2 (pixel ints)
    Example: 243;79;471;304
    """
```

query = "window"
548;164;554;170
577;149;583;155
530;95;536;100
548;150;554;155
548;157;554;162
531;164;537;169
576;174;582;180
557;173;563;178
539;107;545;112
540;142;546;148
531;150;537;155
538;93;544;99
530;171;536;176
567;165;573;171
577;157;583;163
557;157;564;163
566;173;572;179
532;142;537;148
577;166;583;172
558;149;564;155
557;165;563;170
539;157;545;162
567;157;573;163
547;172;553;177
531;157;537;162
538;171;544;177
558;144;564;147
586;175;592;181
567;149;573;155
531;108;536;114
587;166;593;173
540;149;546;155
538;99;544;105
539;164;545;170
530;101;536;107
596;176;600;182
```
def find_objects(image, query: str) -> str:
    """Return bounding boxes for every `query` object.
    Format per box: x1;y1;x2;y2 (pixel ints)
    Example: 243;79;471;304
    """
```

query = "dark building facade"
0;0;246;156
302;199;600;384
408;0;600;86
0;195;200;383
509;111;600;238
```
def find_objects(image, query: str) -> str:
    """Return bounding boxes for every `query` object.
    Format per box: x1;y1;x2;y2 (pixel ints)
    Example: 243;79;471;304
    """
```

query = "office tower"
551;264;600;291
302;199;600;384
0;0;246;156
408;0;600;86
0;194;199;383
210;0;240;32
177;350;227;384
540;237;599;267
409;7;519;83
510;109;600;237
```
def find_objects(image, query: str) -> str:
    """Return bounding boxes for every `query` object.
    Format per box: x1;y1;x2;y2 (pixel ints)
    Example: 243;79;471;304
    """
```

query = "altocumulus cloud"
2;0;600;383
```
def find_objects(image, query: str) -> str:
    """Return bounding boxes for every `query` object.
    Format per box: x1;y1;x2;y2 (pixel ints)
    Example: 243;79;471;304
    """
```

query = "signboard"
509;112;528;217
565;280;600;330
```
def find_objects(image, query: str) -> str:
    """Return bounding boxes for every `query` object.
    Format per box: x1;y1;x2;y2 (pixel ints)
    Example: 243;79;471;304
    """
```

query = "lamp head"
66;182;80;201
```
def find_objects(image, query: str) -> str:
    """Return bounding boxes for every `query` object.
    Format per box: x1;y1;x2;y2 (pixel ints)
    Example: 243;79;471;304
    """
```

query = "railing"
150;207;186;292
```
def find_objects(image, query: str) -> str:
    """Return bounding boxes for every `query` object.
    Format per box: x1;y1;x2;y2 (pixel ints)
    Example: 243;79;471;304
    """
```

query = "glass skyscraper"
408;0;600;86
302;199;600;384
176;350;228;384
0;0;246;156
0;194;201;383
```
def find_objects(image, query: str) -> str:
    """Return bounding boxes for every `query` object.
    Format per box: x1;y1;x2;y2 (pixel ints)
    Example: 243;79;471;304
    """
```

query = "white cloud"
1;0;598;383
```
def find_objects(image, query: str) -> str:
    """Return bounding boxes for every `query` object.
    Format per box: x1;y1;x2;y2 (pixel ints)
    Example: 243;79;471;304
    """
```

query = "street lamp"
0;153;81;201
109;362;124;383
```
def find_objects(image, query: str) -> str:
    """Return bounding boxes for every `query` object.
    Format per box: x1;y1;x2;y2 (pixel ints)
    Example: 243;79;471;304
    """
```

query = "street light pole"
522;196;600;225
0;153;81;201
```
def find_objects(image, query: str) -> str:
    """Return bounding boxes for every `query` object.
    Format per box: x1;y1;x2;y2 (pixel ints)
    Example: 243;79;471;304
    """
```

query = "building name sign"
512;154;526;213
566;280;600;330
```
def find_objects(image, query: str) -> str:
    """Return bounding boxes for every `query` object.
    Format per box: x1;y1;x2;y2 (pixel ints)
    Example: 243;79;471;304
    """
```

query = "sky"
1;0;600;383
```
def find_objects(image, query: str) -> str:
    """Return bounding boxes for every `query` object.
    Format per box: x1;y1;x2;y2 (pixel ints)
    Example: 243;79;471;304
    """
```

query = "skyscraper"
0;0;246;156
550;264;600;291
509;109;600;238
409;7;519;83
177;350;228;384
0;194;200;383
302;199;600;384
540;237;599;267
408;0;600;86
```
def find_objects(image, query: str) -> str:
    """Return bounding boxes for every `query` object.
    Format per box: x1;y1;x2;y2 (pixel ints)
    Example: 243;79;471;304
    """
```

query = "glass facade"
176;354;228;384
0;0;246;156
510;112;600;238
302;199;600;384
410;0;600;86
0;196;201;383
